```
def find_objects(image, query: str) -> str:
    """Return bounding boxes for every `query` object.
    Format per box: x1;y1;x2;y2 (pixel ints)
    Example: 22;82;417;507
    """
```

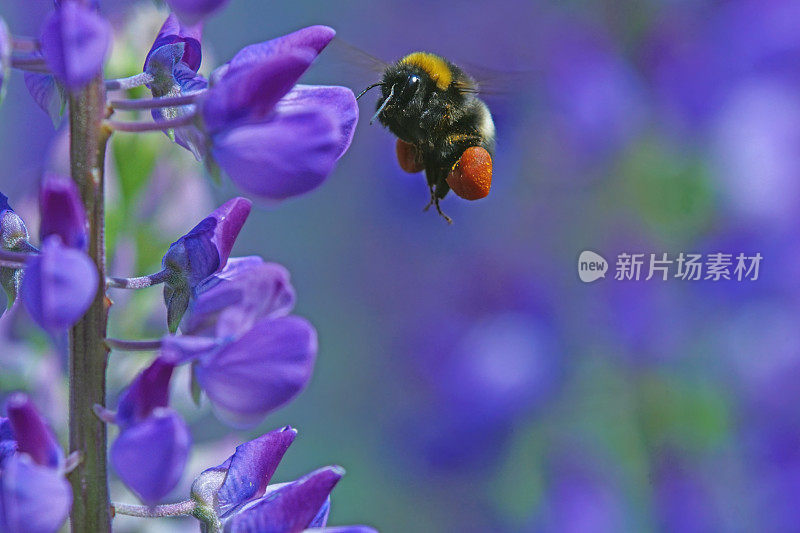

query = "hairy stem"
106;112;197;133
105;337;163;351
109;92;202;110
104;72;154;91
107;269;169;289
10;56;50;73
0;248;33;268
67;71;112;532
12;37;39;53
112;500;197;519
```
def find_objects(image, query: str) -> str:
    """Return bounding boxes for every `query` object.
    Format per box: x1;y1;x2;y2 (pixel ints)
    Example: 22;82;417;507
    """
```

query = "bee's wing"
310;37;393;103
460;63;541;99
328;38;390;74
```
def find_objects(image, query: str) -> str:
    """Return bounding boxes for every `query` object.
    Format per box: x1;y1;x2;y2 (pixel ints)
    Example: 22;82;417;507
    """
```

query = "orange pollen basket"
396;139;425;173
446;146;493;200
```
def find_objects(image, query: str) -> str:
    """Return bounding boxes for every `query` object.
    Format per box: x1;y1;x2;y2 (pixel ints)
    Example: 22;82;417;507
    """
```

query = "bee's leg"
423;168;439;212
423;183;435;212
432;181;453;224
433;196;452;224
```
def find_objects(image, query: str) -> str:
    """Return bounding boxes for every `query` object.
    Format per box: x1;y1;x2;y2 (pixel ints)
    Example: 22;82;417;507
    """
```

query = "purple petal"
278;85;359;160
39;1;111;89
167;0;231;26
215;427;297;516
115;359;175;429
5;394;63;470
202;50;316;135
162;197;252;288
308;496;330;528
0;17;10;104
222;466;344;533
150;63;209;160
20;236;98;332
196;316;317;428
187;257;296;338
144;14;202;73
211;107;341;201
228;26;335;71
23;71;66;126
0;418;13;441
0;455;72;533
208;197;252;267
110;408;191;505
39;174;87;250
144;41;186;89
0;417;16;464
160;334;220;365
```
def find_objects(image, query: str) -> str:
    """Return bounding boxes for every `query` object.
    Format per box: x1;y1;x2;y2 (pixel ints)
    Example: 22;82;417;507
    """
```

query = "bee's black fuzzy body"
370;52;496;220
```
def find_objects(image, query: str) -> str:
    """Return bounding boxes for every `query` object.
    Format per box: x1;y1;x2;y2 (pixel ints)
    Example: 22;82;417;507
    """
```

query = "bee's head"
359;66;427;126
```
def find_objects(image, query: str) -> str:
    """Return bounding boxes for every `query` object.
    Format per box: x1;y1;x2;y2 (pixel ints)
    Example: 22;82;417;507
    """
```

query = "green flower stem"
67;67;112;532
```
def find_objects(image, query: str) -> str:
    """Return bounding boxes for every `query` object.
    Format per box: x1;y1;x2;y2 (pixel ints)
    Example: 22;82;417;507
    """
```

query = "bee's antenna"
356;82;384;100
370;85;395;125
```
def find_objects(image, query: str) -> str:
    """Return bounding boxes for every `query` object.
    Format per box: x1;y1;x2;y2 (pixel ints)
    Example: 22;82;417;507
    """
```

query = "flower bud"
0;194;36;314
39;0;111;89
0;394;72;533
5;393;63;470
39;174;87;251
162;197;251;332
20;236;98;332
110;359;191;505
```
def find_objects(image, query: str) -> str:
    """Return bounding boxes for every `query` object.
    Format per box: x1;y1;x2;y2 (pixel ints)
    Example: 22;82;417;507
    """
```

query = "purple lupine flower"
0;418;16;464
163;314;317;428
162;197;251;331
534;451;629;532
145;14;208;159
39;174;87;251
20;236;98;332
107;358;191;505
654;454;723;532
144;14;202;74
24;69;67;126
161;255;314;427
0;194;37;315
711;80;800;231
0;16;10;104
166;0;230;26
39;0;112;89
540;16;644;170
198;26;358;201
402;311;561;471
190;428;374;533
184;256;295;337
0;394;72;533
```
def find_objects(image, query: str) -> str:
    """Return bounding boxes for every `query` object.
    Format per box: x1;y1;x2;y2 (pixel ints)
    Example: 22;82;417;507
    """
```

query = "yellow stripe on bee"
400;52;452;90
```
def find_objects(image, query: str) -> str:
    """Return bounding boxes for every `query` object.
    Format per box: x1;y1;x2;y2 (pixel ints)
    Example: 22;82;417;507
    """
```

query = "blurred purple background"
2;0;800;531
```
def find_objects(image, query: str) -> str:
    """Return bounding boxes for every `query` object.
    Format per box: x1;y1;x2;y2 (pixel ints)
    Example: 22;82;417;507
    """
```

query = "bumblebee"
358;52;496;223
